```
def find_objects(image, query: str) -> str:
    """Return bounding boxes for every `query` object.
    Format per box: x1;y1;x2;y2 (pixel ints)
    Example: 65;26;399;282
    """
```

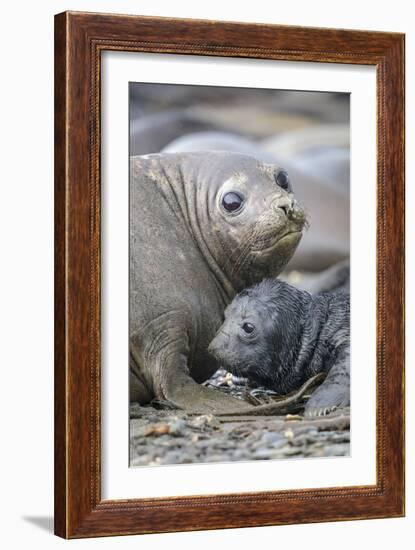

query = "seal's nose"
208;331;229;358
272;196;294;217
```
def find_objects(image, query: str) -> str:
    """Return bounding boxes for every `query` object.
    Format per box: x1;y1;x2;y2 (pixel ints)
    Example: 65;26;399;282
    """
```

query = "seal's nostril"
273;197;293;217
274;203;290;217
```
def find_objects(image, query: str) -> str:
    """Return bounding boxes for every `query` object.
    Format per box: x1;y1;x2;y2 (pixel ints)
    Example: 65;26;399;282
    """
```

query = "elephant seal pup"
130;152;306;413
208;279;350;416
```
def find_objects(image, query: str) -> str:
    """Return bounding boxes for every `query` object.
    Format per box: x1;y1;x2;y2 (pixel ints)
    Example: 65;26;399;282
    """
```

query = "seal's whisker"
232;233;263;276
229;227;260;276
232;215;276;276
231;228;262;276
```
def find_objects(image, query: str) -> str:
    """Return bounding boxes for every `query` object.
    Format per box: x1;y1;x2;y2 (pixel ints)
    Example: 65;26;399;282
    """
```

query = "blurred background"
129;83;350;292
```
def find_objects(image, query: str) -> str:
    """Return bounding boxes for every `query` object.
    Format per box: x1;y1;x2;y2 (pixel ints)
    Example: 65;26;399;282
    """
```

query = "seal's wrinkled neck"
182;156;238;302
175;154;261;296
155;153;237;304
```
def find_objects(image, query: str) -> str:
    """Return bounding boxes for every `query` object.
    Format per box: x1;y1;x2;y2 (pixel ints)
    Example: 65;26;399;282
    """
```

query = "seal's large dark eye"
275;170;290;191
242;322;255;334
222;191;244;213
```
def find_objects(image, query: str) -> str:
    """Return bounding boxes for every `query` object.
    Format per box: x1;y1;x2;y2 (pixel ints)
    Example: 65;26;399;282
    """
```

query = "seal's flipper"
162;367;252;414
304;354;350;417
216;373;326;417
131;324;253;414
130;356;153;404
166;373;326;417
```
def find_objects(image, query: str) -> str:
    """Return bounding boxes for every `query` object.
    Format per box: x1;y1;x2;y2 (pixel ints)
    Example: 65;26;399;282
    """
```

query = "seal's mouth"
251;230;302;254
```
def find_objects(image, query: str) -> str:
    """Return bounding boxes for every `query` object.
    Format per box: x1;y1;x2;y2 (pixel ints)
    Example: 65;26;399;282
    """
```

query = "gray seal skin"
208;279;350;416
129;152;306;413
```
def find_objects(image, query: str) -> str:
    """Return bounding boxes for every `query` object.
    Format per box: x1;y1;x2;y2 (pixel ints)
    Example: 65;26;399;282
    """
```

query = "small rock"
190;414;220;430
285;414;302;421
143;423;171;436
329;432;350;443
283;447;303;456
168;418;187;436
284;428;294;439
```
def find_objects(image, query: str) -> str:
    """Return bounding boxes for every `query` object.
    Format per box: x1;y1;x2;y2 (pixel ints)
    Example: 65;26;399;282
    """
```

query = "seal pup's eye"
242;322;255;334
275;170;290;191
222;191;244;213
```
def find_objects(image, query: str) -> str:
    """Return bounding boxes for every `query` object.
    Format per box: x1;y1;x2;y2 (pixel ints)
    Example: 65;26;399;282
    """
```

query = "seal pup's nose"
207;337;220;358
208;331;230;358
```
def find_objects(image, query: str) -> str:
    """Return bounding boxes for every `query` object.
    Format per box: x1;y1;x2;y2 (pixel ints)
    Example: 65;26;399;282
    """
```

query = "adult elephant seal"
129;152;306;413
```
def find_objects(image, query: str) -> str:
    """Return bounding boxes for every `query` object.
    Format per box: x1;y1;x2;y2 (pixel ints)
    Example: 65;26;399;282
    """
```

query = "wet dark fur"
209;279;350;415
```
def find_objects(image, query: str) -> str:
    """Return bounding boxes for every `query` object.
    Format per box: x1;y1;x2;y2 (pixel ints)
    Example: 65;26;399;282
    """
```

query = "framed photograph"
54;11;405;538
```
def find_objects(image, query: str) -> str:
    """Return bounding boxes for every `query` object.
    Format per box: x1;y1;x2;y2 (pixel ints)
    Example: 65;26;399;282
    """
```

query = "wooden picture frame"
54;11;405;538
